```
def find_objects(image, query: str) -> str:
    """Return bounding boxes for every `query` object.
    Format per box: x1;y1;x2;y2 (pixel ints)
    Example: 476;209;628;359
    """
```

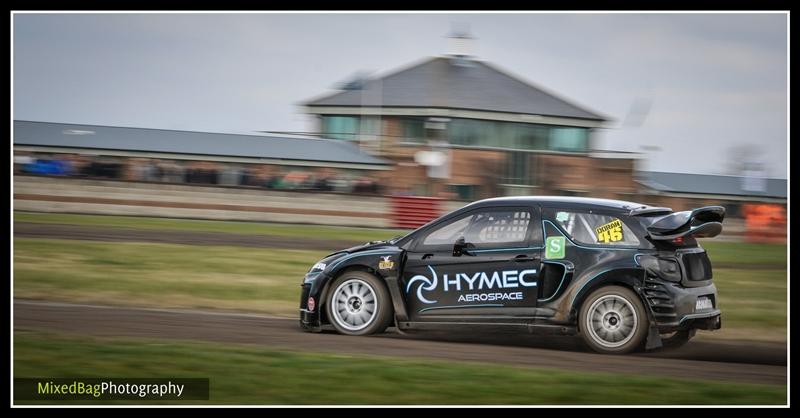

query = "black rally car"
299;197;724;354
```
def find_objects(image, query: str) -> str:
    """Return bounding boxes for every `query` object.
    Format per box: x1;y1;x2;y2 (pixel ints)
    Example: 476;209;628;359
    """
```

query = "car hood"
342;240;399;254
313;241;401;273
320;240;398;259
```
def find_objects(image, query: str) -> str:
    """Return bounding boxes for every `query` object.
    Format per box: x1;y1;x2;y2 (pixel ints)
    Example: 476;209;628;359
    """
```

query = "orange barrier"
391;196;442;229
742;204;787;243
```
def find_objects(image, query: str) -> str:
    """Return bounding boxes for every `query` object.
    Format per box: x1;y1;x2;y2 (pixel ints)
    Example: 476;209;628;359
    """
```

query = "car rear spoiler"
645;206;725;240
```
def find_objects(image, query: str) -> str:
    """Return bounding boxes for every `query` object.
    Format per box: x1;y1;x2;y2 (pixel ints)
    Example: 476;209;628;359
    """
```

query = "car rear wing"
645;206;725;240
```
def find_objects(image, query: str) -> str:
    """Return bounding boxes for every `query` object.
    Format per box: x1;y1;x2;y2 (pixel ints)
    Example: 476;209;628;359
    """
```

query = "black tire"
325;271;393;336
579;286;649;354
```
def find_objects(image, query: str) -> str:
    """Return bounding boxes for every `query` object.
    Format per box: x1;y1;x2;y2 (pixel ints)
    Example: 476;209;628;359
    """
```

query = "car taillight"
307;297;316;312
672;236;684;245
636;254;682;282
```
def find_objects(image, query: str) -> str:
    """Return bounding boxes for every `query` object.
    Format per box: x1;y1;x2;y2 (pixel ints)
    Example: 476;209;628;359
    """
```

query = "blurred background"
12;12;788;405
12;13;787;238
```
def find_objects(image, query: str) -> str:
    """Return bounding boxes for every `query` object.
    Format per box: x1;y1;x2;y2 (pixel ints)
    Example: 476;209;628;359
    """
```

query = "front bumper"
299;309;322;331
299;282;323;331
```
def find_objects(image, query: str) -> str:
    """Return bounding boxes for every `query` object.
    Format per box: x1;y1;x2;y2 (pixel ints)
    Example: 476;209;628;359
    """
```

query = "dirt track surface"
14;299;786;385
14;222;362;250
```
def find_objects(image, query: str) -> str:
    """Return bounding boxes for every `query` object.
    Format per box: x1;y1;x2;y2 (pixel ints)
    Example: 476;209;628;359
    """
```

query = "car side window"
418;208;535;251
422;215;473;246
464;210;531;249
554;211;640;246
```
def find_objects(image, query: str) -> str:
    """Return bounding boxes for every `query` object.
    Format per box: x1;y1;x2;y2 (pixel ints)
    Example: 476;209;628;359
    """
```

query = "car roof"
461;196;668;214
396;196;672;246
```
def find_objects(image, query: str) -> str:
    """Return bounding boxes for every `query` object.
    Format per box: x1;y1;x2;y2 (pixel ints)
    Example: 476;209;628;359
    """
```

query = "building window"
359;116;381;141
322;116;360;140
518;124;550;150
501;151;537;186
549;127;588;152
446;118;587;152
401;117;426;143
449;118;493;147
321;115;591;151
448;184;478;200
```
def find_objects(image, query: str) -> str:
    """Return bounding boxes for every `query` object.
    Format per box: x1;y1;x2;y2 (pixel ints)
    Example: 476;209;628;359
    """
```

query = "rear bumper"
643;279;722;333
678;311;722;331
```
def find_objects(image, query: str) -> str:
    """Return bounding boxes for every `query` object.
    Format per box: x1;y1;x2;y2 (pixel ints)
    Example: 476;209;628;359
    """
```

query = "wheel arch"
569;267;648;326
319;264;393;326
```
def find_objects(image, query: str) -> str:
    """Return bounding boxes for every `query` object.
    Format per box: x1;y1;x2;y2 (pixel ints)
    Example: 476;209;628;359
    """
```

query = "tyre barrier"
391;196;442;229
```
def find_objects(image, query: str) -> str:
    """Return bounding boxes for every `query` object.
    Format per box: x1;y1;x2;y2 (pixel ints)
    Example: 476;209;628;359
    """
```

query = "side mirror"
453;237;475;257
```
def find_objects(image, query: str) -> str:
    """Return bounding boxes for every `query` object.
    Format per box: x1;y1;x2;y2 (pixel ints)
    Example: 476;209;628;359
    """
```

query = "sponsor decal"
406;266;439;304
458;292;523;302
595;219;624;243
555;211;570;222
545;236;566;259
406;266;537;305
378;256;395;270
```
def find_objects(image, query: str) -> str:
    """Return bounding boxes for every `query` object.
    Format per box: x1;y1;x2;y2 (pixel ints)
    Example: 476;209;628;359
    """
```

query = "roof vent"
336;71;372;91
741;162;767;193
446;23;476;67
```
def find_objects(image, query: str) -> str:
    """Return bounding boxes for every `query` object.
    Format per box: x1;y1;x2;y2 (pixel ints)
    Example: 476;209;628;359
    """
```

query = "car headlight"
304;262;326;284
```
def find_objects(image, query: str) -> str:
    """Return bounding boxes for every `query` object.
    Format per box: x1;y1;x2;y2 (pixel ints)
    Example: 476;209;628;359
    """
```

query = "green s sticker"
545;236;566;259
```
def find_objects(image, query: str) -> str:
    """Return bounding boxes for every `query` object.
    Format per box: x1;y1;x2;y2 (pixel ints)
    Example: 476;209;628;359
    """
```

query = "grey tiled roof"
305;56;606;121
636;171;787;199
13;120;390;167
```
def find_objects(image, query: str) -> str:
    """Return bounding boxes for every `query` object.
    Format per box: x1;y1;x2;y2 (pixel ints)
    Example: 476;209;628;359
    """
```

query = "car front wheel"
326;271;392;336
579;286;648;354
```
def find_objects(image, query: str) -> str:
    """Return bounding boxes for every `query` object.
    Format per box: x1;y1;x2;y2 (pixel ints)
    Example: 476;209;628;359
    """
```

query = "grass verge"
700;240;787;267
14;211;408;243
14;238;325;315
13;331;786;405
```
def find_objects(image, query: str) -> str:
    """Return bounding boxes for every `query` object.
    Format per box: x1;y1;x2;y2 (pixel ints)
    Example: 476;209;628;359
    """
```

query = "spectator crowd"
15;153;385;195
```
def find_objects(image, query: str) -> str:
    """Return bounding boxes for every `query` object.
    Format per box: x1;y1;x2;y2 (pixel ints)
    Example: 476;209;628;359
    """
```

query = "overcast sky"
13;12;788;178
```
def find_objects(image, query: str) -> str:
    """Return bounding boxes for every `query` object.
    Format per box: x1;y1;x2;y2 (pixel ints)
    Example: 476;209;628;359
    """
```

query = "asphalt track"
14;299;786;385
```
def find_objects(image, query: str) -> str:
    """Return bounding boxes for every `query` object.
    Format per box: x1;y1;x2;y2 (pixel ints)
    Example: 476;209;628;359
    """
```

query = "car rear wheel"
579;286;648;354
326;271;392;336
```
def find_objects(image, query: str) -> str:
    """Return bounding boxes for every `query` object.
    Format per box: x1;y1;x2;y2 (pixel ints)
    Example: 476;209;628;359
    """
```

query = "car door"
402;205;543;321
